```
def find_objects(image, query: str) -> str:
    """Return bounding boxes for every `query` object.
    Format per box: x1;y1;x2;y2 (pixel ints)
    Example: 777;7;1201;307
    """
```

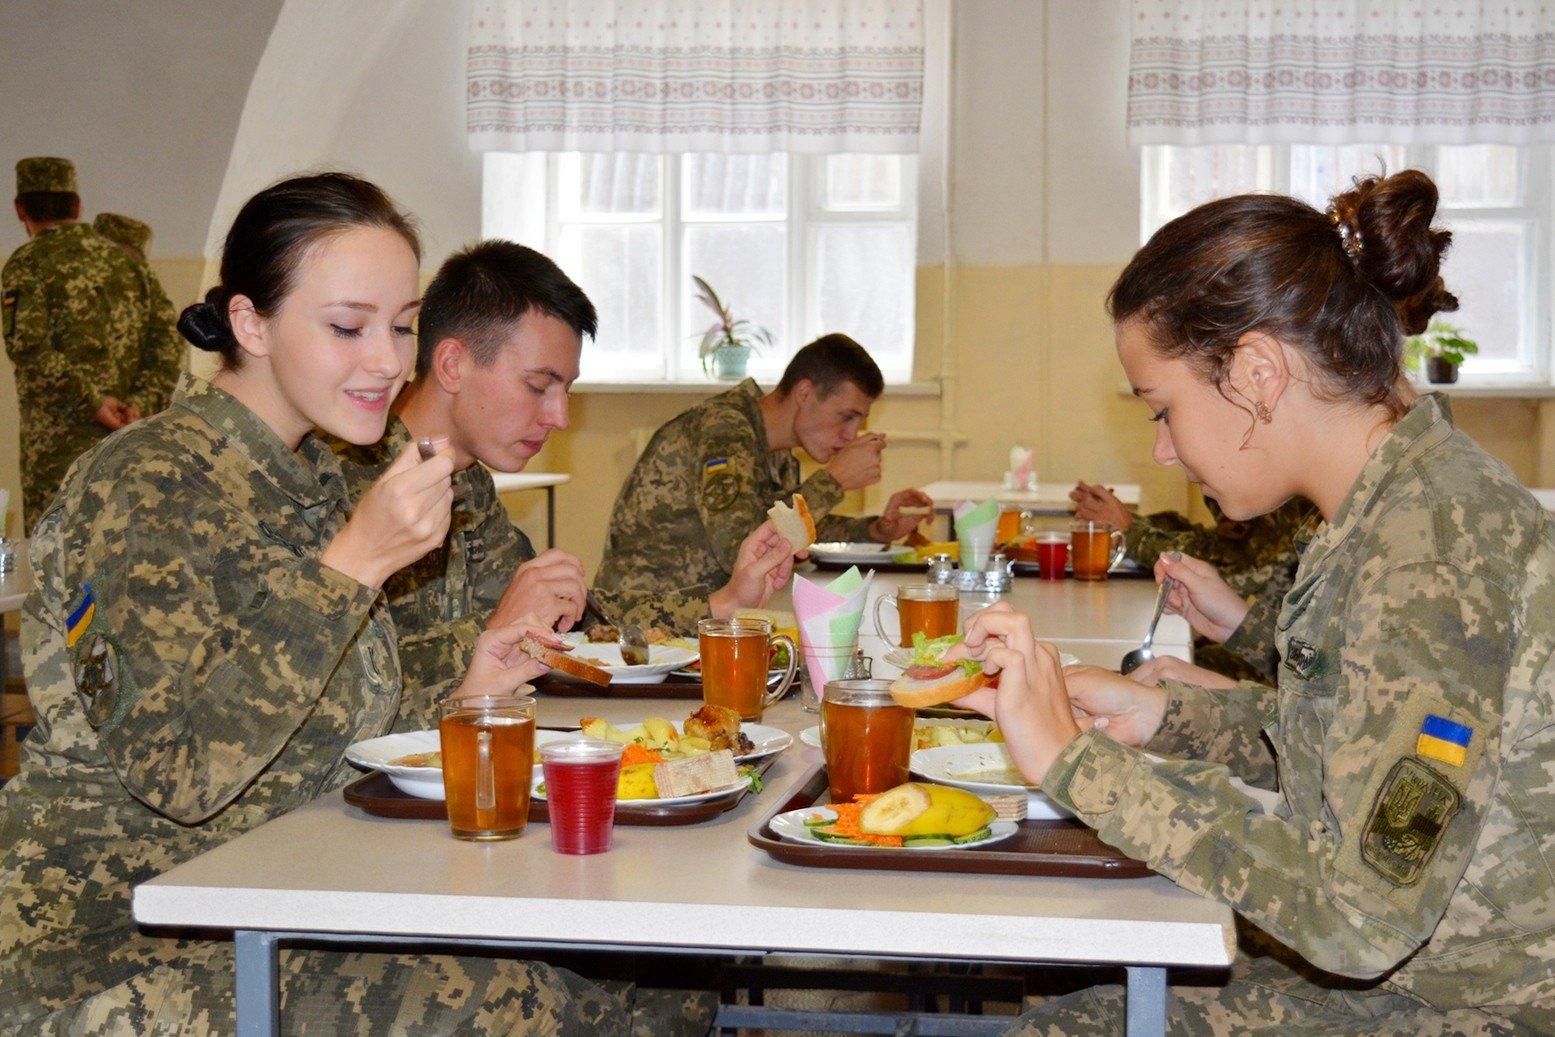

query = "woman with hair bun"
951;170;1555;1033
0;173;708;1033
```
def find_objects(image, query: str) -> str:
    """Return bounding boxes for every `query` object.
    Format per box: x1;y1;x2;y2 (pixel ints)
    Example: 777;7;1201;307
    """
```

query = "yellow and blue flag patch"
703;457;729;476
1416;714;1472;768
66;584;95;648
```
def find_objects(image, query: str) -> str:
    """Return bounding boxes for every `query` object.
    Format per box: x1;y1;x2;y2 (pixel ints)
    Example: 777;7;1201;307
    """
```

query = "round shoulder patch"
702;471;741;513
72;632;120;729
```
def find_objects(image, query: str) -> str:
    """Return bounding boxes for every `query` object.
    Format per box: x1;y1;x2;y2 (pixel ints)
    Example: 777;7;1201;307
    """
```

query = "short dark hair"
776;333;884;399
416;240;597;378
177;172;421;367
17;191;78;222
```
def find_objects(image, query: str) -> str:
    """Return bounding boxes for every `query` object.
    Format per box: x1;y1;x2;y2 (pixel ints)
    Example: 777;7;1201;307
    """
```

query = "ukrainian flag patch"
703;457;729;476
66;583;95;648
1416;714;1472;768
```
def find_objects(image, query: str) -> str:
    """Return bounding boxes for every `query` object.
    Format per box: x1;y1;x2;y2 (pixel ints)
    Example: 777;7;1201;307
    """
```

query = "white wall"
0;0;282;260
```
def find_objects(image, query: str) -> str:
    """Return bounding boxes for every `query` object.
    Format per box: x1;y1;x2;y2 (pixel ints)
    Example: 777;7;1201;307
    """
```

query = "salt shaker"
0;537;15;575
843;649;872;681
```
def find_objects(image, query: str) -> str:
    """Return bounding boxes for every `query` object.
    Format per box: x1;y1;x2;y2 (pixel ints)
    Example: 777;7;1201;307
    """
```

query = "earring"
1255;402;1273;424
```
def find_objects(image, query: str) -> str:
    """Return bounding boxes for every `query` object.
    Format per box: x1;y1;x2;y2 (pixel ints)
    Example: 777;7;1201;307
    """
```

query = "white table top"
135;690;1230;969
489;471;571;493
807;568;1190;677
134;575;1227;971
0;541;33;614
922;480;1141;511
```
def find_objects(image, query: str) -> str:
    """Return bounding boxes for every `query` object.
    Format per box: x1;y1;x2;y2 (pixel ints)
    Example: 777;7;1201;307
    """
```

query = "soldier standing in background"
91;212;184;418
2;160;179;532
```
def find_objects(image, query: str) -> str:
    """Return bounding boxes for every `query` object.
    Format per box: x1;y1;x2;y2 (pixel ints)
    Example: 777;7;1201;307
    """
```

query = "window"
1141;145;1553;385
483;152;918;385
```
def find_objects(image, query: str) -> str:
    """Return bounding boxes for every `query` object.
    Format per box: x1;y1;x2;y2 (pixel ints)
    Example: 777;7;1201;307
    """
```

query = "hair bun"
177;287;235;352
1329;169;1458;332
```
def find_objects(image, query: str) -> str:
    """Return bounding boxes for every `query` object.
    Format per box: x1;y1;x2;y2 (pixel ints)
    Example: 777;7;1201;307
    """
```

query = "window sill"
1408;380;1555;399
571;380;943;397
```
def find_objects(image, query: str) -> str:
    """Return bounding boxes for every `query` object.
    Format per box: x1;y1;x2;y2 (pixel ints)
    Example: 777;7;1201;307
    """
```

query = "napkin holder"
926;552;1013;594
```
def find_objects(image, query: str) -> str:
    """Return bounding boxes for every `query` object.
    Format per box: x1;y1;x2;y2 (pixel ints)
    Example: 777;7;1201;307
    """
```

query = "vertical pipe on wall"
937;0;960;479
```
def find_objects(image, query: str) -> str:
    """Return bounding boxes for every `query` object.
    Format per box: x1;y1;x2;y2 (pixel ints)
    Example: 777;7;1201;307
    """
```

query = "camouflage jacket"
1125;496;1319;599
0;375;433;1026
1216;523;1318;682
593;378;874;633
1;223;184;532
1046;394;1555;1017
334;417;536;693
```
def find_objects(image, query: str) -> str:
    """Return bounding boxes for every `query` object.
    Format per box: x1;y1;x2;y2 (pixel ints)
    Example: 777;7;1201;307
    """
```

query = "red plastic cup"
540;739;625;855
1035;535;1069;580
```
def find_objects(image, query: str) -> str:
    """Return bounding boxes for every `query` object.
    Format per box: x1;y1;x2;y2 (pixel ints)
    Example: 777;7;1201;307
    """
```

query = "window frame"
488;151;919;386
1140;144;1554;388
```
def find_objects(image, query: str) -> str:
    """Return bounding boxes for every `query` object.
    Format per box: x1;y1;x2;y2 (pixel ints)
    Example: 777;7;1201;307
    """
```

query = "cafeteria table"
134;575;1227;1037
921;480;1142;521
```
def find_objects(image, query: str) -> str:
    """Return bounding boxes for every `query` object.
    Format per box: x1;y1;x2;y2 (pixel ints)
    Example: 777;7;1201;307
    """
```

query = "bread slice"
652;749;740;798
888;666;989;709
519;636;612;687
768;493;817;554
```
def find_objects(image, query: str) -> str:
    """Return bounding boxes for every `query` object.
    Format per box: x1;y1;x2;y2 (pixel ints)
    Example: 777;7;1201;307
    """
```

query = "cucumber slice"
951;826;993;844
810;829;872;846
901;836;954;847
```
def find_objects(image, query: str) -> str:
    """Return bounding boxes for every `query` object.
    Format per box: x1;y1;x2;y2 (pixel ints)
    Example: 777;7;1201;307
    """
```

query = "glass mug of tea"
873;584;959;647
821;679;915;802
438;694;536;841
697;617;798;721
1070;520;1127;581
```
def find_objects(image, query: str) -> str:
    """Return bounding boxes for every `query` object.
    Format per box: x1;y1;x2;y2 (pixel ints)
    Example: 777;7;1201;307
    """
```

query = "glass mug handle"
1108;529;1127;571
872;595;898;643
764;634;799;708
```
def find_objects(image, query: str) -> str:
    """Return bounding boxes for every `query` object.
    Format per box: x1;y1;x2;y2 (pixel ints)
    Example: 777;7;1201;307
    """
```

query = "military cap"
16;156;77;195
93;213;151;256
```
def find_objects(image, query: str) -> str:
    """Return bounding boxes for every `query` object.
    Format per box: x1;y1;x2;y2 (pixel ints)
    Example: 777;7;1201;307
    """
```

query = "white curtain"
1128;0;1555;145
466;0;924;155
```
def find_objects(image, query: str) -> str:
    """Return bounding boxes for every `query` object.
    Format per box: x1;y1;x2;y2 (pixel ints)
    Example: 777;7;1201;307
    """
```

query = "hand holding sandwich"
943;602;1083;786
868;487;934;543
453;617;569;700
709;519;800;618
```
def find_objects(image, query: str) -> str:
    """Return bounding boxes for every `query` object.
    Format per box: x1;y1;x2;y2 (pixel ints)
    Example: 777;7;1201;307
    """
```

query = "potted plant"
693;275;773;380
1404;320;1479;385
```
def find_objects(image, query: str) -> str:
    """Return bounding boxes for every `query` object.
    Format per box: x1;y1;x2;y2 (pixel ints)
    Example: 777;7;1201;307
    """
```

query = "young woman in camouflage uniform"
0;174;708;1035
950;170;1555;1034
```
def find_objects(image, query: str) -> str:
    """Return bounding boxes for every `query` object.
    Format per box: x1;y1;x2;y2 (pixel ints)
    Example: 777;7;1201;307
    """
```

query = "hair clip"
1327;206;1364;260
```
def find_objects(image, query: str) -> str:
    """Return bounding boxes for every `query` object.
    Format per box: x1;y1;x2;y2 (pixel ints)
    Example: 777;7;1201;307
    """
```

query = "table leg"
546;486;556;550
1124;965;1166;1037
235;930;280;1037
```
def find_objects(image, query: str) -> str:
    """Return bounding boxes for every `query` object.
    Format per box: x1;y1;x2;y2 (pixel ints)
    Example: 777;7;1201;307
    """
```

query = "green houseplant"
1404;320;1479;385
693;275;773;380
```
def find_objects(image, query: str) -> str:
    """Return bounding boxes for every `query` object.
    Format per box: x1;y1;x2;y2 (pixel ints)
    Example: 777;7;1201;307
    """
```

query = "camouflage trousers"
1005;953;1551;1036
12;940;715;1036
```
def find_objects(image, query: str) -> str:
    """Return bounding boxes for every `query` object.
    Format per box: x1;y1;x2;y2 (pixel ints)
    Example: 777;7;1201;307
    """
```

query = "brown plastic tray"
748;763;1152;878
343;755;776;827
532;671;704;699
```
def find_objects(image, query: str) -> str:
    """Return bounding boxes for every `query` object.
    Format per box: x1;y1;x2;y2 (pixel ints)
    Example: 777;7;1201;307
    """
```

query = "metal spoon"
1120;577;1175;675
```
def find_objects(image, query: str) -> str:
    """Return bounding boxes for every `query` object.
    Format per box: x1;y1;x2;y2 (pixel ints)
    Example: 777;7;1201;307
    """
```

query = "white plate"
880;648;1079;671
809;541;891;564
547;722;792;766
344;729;574;801
910;743;1073;820
768;807;1019;851
531;765;749;807
556;633;699;684
799;717;1001;751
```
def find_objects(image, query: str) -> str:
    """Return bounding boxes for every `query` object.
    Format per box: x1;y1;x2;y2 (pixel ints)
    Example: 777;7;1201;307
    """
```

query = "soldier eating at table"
595;334;932;631
335;240;802;686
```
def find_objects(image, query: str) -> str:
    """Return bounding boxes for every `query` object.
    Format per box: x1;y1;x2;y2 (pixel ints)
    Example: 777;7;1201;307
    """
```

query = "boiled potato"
617;763;659;800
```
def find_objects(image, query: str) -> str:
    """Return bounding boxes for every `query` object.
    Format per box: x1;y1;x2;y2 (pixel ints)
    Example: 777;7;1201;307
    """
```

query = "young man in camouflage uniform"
336;241;802;687
2;159;183;532
595;335;931;629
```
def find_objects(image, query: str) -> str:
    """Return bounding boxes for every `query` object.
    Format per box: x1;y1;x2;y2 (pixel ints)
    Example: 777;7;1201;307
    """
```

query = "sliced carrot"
620;744;665;766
